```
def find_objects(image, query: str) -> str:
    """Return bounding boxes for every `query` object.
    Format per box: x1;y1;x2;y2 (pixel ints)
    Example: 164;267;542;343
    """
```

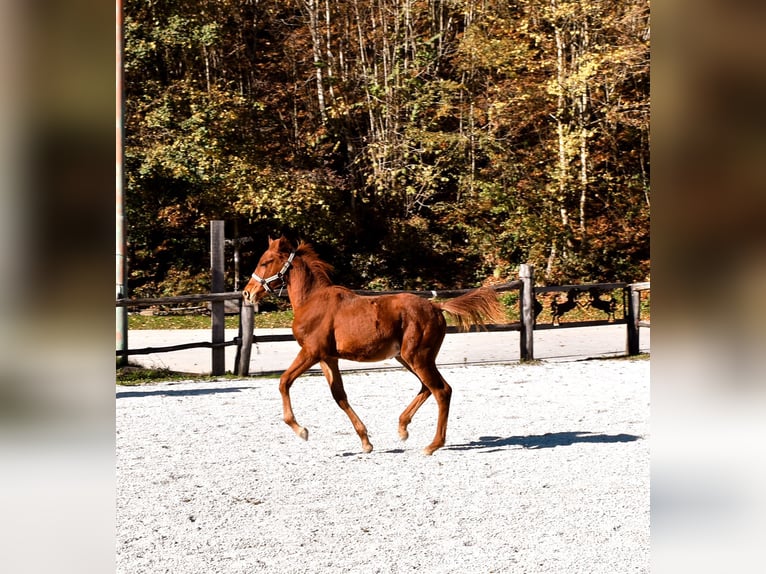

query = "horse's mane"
295;240;334;287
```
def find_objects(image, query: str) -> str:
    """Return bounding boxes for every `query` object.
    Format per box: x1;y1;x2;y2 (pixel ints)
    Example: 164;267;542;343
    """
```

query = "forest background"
124;0;649;296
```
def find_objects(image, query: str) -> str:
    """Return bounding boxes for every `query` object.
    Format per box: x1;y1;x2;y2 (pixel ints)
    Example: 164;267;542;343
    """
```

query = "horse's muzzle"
242;288;258;304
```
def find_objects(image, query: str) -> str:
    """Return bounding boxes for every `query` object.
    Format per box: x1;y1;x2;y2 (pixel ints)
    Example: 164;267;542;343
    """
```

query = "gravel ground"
116;358;649;573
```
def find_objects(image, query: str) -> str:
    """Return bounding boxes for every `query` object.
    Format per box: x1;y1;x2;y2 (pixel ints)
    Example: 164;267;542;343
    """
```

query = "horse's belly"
335;335;401;362
332;298;403;361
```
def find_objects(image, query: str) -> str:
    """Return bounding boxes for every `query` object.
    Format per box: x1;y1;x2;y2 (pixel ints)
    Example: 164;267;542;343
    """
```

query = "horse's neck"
287;259;330;309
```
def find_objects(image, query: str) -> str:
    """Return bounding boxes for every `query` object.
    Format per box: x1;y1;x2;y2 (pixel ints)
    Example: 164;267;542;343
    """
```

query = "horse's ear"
276;235;294;252
267;236;275;246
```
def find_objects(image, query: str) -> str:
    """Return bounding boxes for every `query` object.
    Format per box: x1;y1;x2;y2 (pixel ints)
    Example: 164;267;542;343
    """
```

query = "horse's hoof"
422;446;437;456
398;429;409;441
362;443;374;453
297;427;309;441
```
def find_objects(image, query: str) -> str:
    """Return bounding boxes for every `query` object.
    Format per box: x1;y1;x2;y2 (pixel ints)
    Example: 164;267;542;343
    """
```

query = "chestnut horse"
242;237;505;455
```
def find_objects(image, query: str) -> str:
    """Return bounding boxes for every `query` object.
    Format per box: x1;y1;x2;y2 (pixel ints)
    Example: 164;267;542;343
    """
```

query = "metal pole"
233;244;241;291
232;220;240;291
116;0;128;366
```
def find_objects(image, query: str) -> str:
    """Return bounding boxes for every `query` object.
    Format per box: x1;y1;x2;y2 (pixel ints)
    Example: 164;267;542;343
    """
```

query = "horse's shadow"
444;431;641;452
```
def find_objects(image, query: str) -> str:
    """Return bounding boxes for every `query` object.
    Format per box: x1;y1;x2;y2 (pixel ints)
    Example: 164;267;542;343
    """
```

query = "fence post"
625;284;640;356
211;220;226;375
116;4;128;367
237;301;254;376
519;264;535;361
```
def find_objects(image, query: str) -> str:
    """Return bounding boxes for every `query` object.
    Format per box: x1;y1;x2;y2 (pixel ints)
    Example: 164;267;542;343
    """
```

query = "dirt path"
117;358;649;573
126;324;651;375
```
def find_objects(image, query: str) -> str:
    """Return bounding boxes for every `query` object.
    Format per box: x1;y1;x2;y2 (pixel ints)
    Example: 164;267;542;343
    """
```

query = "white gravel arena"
117;358;649;573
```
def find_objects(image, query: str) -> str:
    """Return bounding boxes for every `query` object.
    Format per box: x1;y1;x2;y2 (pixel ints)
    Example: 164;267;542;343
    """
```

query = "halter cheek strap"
251;251;296;296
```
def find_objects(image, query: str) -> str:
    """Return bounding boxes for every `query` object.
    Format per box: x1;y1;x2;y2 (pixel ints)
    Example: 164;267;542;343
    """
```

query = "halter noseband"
251;251;296;296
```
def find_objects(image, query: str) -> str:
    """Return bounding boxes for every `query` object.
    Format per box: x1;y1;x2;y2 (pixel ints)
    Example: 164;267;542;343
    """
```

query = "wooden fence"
116;278;650;377
115;291;244;369
116;220;649;375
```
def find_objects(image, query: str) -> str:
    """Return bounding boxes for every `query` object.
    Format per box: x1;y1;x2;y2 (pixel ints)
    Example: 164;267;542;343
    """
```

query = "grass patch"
518;359;545;366
129;310;294;330
115;363;243;385
127;315;236;330
613;352;650;361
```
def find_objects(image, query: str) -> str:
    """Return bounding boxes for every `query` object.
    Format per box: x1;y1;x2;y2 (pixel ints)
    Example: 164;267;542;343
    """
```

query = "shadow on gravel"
445;431;641;452
117;387;251;399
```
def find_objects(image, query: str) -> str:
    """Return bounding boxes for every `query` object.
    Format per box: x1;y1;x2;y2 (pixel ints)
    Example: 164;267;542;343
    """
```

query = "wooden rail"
115;290;244;363
115;291;241;307
116;262;648;375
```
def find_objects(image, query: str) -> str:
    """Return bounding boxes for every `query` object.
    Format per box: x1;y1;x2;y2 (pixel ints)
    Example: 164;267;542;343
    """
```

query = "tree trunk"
305;0;327;123
577;18;590;238
324;0;335;101
553;11;568;229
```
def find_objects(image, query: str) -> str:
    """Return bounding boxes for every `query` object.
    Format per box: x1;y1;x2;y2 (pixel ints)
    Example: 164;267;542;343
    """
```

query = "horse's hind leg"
395;356;431;441
402;354;452;455
421;367;452;455
320;358;373;453
279;349;318;441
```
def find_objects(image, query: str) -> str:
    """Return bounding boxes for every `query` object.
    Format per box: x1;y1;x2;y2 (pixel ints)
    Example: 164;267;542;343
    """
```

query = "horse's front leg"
279;349;318;441
320;358;373;453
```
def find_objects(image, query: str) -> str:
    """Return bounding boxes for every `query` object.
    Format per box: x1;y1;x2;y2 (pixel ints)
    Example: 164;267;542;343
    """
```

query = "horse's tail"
434;287;506;331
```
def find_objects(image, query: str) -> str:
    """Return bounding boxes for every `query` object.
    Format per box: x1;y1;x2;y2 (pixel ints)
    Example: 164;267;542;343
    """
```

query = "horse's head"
242;236;296;304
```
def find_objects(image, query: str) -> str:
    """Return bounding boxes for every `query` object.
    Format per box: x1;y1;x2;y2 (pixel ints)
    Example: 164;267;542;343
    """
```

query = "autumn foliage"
124;0;649;296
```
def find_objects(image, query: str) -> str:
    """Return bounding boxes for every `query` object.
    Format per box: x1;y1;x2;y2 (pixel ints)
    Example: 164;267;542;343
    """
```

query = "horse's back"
297;288;445;362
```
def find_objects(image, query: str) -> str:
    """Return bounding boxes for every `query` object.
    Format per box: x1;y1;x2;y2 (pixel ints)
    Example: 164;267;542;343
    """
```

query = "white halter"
251;251;296;296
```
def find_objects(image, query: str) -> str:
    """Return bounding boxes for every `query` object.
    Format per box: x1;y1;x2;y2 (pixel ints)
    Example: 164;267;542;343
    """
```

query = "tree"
123;0;650;294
